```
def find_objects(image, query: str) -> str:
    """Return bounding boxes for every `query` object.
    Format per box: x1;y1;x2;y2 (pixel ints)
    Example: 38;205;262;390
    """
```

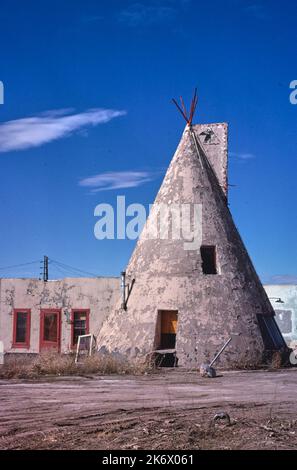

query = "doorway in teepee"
155;310;178;350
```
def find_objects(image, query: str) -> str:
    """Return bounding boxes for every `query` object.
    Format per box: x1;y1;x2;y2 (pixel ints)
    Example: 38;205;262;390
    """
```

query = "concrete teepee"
98;117;286;368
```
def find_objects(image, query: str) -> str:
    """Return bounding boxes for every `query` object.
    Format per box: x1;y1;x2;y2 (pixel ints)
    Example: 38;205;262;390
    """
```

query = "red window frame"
12;309;31;349
39;309;61;352
71;309;90;349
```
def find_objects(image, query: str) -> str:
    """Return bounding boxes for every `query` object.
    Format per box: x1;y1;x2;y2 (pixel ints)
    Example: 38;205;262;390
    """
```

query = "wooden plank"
161;311;178;334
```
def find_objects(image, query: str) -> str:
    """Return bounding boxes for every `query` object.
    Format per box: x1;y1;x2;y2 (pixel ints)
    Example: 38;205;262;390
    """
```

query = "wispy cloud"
229;151;256;160
264;275;297;285
118;1;189;27
0;108;126;153
79;171;159;192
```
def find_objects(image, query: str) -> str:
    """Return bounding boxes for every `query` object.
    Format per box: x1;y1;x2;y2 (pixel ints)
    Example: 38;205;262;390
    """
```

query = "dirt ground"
1;368;297;450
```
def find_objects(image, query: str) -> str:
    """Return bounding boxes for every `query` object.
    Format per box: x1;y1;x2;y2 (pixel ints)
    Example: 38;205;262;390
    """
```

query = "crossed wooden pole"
172;88;198;126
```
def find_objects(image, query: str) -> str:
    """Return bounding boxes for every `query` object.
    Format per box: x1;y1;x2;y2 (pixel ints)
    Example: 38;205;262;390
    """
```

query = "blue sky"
0;0;296;282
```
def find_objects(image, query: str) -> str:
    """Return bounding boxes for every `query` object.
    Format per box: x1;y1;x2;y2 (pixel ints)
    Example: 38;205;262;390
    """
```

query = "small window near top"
200;246;217;274
13;309;31;348
71;310;90;348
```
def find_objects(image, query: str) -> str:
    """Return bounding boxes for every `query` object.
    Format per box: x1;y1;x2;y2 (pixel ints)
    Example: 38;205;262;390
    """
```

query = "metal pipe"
189;125;204;169
121;271;126;309
43;255;48;282
209;337;232;367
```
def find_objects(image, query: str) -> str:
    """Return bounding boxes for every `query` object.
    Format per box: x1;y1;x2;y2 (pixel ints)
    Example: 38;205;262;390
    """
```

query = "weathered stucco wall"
0;277;120;354
97;124;277;368
264;285;297;348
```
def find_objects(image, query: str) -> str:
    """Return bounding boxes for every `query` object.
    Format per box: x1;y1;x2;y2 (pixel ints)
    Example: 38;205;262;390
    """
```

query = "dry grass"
271;351;282;369
0;351;153;379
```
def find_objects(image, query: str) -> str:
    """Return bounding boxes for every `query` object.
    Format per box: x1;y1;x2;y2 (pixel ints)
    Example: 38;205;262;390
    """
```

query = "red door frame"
39;309;61;352
70;309;90;349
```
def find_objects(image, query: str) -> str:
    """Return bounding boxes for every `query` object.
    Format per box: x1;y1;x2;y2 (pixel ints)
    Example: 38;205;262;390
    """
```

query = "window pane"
16;312;27;343
43;313;57;342
73;312;87;345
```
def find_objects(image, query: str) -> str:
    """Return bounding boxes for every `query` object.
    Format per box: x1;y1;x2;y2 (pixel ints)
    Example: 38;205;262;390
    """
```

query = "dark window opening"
72;311;89;347
201;245;217;274
13;310;30;348
16;313;27;343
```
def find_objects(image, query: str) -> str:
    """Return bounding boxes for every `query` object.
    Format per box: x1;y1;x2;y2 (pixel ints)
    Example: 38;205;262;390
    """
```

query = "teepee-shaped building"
98;114;286;367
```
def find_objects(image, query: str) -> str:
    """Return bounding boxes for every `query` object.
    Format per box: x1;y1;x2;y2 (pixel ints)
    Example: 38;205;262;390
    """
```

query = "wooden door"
40;309;61;352
160;310;178;349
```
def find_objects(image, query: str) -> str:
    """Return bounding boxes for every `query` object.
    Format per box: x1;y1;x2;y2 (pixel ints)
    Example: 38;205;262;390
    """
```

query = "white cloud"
229;151;256;160
79;171;158;192
264;275;297;285
0;108;126;153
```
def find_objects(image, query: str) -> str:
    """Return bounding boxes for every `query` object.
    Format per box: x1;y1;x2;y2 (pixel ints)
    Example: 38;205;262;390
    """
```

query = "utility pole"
43;255;48;282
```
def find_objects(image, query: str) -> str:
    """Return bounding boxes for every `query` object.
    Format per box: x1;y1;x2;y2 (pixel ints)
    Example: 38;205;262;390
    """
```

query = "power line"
47;263;73;279
0;272;39;278
50;263;70;277
0;257;100;279
0;260;40;271
49;262;79;278
49;258;100;278
55;262;99;278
